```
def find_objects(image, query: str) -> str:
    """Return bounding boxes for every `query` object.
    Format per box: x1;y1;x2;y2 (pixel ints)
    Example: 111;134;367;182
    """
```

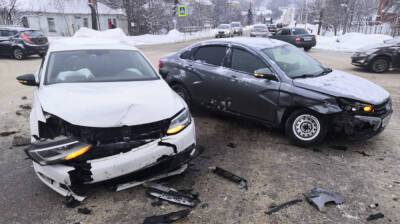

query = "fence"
348;22;399;37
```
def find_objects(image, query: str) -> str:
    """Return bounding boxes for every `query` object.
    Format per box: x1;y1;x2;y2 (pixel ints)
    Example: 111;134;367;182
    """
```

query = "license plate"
303;38;312;41
382;114;391;127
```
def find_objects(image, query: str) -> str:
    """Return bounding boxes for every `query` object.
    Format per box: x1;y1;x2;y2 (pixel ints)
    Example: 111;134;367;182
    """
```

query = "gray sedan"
159;38;392;146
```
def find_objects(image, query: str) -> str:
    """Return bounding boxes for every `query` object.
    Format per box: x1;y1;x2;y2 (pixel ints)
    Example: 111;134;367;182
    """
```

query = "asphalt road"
0;39;399;224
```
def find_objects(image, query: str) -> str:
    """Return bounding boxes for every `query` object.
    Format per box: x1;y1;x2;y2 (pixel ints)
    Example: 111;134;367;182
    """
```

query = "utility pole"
317;0;326;35
88;0;98;30
172;0;179;30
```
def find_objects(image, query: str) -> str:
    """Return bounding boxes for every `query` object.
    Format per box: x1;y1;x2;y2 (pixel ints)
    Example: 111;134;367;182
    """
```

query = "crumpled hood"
293;70;390;105
38;80;184;127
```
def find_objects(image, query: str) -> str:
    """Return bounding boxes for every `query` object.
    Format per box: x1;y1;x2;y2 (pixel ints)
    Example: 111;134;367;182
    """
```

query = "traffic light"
173;0;180;16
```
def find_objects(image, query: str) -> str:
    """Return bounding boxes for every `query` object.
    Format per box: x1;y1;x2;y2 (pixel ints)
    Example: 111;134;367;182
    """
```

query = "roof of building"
3;0;124;15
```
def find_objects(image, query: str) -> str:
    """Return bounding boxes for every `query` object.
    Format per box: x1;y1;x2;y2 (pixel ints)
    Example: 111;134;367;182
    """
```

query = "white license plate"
382;114;391;127
303;38;312;41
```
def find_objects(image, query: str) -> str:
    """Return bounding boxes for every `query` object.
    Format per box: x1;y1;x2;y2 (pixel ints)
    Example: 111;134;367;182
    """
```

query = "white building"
11;0;127;36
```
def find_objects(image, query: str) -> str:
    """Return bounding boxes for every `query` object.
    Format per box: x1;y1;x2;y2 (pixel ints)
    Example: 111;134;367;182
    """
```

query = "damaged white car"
17;38;198;201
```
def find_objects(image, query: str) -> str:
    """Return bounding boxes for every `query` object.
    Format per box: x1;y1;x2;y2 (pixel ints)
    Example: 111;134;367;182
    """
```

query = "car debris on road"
304;188;345;211
366;212;384;221
145;182;200;207
209;166;248;190
265;199;303;215
143;209;191;224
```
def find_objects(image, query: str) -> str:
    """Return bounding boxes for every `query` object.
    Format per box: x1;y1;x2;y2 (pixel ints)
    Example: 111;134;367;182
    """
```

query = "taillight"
20;33;33;44
158;60;164;69
295;37;301;43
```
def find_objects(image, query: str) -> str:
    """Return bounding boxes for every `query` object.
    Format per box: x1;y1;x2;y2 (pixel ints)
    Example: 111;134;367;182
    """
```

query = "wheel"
285;109;327;146
369;57;389;73
172;84;192;107
304;47;312;52
13;48;24;60
39;53;46;58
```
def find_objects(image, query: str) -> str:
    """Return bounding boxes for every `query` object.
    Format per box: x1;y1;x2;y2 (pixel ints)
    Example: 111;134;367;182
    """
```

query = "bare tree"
0;0;18;24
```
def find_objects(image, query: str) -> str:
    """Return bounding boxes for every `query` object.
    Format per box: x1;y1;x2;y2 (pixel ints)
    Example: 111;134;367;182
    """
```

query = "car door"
224;46;280;122
188;44;230;106
273;29;291;43
391;43;400;69
0;30;12;56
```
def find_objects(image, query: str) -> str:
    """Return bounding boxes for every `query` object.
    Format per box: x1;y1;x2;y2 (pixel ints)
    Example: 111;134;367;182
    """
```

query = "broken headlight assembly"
25;137;92;165
337;98;374;114
166;108;191;135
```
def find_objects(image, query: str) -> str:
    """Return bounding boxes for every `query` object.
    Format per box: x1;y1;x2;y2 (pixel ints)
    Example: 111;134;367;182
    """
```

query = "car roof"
201;37;286;50
49;37;139;52
0;26;38;31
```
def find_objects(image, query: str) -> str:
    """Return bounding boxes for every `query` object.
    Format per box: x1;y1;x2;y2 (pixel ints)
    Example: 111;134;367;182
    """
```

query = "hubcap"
292;114;321;141
14;49;23;59
373;59;388;72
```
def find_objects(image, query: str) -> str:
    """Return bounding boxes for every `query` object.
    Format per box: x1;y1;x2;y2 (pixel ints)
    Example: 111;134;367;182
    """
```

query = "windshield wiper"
293;68;333;80
292;74;317;79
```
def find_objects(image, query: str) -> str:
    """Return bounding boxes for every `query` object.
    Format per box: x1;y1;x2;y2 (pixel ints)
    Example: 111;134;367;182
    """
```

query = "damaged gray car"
159;38;393;146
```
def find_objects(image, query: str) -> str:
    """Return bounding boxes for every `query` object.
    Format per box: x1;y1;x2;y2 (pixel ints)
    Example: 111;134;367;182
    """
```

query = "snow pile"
315;32;393;52
127;29;216;45
72;28;135;45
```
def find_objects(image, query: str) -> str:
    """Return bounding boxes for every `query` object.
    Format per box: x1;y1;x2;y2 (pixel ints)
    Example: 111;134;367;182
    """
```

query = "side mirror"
16;74;38;86
254;68;278;81
159;68;169;79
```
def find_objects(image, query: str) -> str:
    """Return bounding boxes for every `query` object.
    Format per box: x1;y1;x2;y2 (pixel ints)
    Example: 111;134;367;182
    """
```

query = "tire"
369;57;390;73
172;84;192;107
304;47;312;52
285;109;327;147
39;53;46;58
13;48;25;60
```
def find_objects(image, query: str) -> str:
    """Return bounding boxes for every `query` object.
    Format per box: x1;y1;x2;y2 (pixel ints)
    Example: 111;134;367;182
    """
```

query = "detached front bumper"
24;44;49;55
332;112;392;140
30;122;197;200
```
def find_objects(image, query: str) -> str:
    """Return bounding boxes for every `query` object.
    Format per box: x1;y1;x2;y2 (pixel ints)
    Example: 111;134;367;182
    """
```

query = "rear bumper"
295;41;316;48
216;33;230;37
31;122;197;200
23;44;49;55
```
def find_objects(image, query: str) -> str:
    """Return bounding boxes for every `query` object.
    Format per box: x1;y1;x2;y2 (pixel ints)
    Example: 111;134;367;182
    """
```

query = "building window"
83;18;89;27
47;18;56;32
113;18;117;27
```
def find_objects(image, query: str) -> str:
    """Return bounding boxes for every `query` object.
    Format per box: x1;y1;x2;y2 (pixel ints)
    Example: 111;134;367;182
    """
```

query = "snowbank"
315;32;393;52
128;29;216;45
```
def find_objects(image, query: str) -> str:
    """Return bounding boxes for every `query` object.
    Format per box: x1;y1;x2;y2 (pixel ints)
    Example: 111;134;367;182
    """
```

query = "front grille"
373;99;391;116
65;119;171;144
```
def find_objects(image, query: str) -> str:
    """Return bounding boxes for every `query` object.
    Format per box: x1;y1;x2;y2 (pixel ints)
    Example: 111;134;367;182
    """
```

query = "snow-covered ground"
49;28;217;46
315;33;393;52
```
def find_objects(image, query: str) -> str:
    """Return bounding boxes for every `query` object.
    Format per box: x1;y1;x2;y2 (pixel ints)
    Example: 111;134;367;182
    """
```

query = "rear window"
45;50;159;84
231;23;241;27
22;30;45;37
254;25;267;30
218;24;230;29
193;46;227;66
292;29;308;35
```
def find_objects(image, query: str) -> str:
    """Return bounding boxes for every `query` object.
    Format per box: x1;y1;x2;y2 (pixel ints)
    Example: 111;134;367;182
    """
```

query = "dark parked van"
0;26;49;60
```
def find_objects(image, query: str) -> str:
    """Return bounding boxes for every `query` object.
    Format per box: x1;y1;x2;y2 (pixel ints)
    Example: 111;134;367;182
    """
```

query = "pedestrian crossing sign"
178;5;187;17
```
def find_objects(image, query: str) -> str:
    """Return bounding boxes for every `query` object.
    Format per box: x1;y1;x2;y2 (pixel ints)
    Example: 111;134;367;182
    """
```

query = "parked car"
16;37;198;201
250;24;271;38
267;24;278;34
351;38;400;73
215;24;233;38
0;26;48;60
230;22;243;36
271;27;316;51
159;38;392;146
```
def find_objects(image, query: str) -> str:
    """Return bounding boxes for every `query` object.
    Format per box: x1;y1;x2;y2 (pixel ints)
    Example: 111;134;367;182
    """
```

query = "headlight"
166;108;191;135
25;137;92;165
338;98;374;114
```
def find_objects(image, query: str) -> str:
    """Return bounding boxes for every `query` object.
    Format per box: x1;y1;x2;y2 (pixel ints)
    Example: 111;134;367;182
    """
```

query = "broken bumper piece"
29;122;197;200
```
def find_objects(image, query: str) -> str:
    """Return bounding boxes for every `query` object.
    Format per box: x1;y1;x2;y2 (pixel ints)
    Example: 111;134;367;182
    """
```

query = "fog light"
363;105;374;113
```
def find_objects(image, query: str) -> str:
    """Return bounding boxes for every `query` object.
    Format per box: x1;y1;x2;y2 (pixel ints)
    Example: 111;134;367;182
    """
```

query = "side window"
193;46;227;66
180;48;195;60
231;48;267;74
0;30;10;37
280;29;290;35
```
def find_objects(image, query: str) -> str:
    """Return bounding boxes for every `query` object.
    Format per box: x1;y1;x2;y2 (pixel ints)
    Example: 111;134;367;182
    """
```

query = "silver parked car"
250;24;271;38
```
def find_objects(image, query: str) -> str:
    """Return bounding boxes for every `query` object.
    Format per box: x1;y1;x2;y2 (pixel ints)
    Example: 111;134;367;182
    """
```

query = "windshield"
231;23;240;27
218;24;230;29
45;50;159;84
254;25;267;30
262;45;325;78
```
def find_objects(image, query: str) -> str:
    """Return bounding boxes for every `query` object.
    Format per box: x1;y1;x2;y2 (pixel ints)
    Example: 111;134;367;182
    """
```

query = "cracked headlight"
167;108;191;135
338;98;374;114
25;137;92;165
